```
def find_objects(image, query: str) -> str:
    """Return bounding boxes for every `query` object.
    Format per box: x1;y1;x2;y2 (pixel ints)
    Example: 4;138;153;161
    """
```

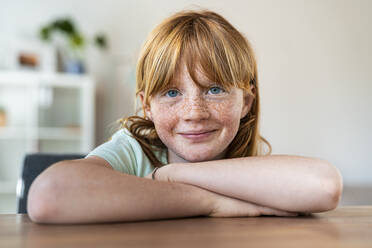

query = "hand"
208;191;299;218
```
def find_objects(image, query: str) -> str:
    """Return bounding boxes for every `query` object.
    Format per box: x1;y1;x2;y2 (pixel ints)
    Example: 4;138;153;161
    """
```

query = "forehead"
170;62;215;88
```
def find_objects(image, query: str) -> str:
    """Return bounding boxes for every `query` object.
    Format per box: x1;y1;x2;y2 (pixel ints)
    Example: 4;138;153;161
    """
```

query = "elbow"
27;175;59;223
318;163;343;212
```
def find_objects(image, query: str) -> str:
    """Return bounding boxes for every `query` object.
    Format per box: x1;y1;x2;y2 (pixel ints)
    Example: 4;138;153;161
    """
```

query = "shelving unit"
0;70;95;213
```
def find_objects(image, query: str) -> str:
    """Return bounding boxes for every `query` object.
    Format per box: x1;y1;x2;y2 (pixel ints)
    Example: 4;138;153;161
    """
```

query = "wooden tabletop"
1;206;371;248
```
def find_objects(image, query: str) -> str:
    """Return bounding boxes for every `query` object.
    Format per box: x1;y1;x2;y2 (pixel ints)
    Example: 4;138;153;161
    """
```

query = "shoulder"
85;128;137;174
110;128;136;144
87;128;167;177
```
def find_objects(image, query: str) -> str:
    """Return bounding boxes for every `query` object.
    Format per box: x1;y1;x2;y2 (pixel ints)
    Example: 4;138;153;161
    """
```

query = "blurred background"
0;0;371;213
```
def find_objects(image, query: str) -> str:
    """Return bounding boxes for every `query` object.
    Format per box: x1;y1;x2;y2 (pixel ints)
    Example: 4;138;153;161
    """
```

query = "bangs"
181;18;250;91
138;11;257;104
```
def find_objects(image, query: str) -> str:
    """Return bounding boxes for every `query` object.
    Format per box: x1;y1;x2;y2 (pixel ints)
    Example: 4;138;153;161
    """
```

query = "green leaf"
94;34;108;49
52;18;76;35
70;33;85;48
40;26;50;41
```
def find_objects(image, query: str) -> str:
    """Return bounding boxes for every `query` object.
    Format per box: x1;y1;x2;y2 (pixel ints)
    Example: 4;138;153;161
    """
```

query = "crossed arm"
28;154;342;223
147;155;343;213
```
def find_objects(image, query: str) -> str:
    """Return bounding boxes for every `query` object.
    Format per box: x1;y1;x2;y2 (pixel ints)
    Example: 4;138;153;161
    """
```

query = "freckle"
209;100;242;127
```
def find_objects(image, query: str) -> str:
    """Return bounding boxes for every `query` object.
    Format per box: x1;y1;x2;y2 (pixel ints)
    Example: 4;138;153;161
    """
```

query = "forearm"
28;161;213;224
164;155;343;213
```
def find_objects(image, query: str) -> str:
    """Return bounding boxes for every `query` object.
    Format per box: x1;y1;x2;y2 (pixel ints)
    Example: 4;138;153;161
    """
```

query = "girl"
28;10;343;224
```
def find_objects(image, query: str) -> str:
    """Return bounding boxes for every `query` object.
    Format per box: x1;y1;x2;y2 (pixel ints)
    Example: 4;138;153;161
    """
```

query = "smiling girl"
28;10;343;224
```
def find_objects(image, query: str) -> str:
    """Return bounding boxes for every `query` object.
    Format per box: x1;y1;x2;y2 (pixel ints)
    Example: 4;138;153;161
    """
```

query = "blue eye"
165;89;179;98
208;86;224;95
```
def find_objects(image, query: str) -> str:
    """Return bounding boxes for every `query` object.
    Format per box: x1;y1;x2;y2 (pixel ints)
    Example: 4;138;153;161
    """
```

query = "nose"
180;96;210;121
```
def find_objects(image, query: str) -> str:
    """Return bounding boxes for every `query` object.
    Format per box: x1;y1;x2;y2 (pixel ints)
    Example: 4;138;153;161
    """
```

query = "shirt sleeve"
85;129;137;175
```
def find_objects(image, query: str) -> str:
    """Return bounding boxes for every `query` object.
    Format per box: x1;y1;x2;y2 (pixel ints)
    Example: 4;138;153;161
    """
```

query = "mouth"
178;130;217;140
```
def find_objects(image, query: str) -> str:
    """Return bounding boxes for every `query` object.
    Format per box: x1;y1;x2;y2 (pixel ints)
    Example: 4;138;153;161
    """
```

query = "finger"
259;206;298;217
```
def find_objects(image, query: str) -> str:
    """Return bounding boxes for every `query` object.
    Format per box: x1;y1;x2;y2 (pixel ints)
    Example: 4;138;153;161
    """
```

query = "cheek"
151;104;177;134
208;99;243;127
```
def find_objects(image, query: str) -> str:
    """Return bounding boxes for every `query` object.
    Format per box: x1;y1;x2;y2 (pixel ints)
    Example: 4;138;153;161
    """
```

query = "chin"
182;152;219;163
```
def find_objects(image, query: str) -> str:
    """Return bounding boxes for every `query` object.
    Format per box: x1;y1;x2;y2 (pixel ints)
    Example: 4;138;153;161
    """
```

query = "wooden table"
1;206;371;248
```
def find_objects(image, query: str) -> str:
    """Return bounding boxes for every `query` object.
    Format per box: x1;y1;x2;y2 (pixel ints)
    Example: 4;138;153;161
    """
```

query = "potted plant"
39;18;108;74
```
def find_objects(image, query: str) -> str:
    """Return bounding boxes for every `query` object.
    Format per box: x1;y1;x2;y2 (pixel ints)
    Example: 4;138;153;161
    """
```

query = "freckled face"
143;65;253;163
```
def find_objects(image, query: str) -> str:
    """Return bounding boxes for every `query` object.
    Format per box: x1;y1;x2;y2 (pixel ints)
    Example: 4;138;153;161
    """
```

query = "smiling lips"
178;130;217;141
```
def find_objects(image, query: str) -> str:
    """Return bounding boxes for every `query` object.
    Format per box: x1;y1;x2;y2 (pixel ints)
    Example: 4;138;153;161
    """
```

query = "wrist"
151;167;160;180
158;163;215;215
163;163;187;183
203;189;217;216
153;163;176;182
166;163;215;215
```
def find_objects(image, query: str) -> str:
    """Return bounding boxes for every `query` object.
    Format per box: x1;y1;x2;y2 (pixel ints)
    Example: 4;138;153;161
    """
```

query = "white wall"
1;0;371;185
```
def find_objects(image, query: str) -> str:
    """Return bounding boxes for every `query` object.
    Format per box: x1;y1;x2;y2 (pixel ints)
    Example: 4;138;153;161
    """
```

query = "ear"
240;85;256;119
139;91;153;121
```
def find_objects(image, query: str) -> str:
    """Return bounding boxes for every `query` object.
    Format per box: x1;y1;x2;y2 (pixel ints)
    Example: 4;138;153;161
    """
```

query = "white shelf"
0;70;92;88
0;127;28;139
38;127;82;140
0;126;82;140
0;71;95;205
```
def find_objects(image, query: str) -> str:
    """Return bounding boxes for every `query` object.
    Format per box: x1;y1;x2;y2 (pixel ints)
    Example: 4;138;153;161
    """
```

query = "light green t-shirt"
85;128;168;177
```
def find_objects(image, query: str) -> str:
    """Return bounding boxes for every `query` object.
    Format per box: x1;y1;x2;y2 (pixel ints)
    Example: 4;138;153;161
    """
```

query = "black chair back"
18;153;85;214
